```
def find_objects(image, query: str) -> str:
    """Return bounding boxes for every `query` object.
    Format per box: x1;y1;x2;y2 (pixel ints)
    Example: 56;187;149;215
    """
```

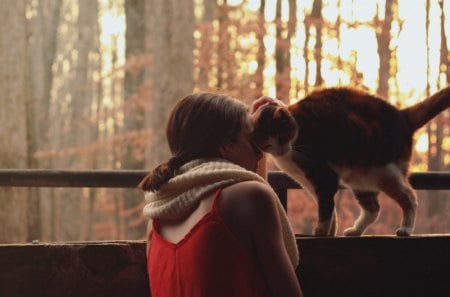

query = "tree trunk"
255;0;266;98
26;0;63;242
29;0;63;161
217;0;230;90
146;0;195;168
376;0;394;99
58;0;98;241
86;0;103;241
287;0;296;95
197;0;217;89
275;0;296;101
0;0;28;243
303;16;311;91
122;0;149;240
312;0;323;87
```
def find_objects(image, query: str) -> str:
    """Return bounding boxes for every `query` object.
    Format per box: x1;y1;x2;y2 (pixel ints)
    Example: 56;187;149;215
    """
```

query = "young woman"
139;92;303;297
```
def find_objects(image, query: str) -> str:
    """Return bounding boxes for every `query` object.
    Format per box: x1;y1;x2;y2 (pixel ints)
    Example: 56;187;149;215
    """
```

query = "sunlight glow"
416;134;429;153
227;0;244;6
99;2;125;77
247;0;260;11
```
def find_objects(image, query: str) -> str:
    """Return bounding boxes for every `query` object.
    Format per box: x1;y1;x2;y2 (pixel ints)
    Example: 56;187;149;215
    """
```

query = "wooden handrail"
0;169;449;189
1;169;449;211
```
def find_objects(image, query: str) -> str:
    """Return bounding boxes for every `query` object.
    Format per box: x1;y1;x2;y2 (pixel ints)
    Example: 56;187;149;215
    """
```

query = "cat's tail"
402;86;450;132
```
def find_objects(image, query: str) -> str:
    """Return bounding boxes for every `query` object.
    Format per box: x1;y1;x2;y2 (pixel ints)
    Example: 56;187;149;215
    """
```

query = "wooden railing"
0;170;449;297
1;169;450;210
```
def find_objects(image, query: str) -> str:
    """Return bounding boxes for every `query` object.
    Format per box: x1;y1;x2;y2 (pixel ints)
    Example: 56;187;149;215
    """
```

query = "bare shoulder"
222;180;276;203
218;181;280;224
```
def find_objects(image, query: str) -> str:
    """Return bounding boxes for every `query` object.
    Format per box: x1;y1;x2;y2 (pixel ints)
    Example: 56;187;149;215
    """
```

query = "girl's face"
220;114;263;172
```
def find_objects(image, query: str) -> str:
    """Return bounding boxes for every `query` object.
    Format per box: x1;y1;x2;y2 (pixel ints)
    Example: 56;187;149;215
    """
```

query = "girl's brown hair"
138;92;249;192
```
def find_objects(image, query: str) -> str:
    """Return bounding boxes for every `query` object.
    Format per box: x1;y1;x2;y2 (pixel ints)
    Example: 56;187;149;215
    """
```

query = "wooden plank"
0;241;149;297
0;169;449;189
297;235;450;297
0;237;449;297
0;169;146;188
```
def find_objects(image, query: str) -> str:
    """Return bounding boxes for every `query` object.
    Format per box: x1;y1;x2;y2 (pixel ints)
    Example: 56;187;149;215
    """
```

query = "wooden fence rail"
1;170;450;210
1;169;450;189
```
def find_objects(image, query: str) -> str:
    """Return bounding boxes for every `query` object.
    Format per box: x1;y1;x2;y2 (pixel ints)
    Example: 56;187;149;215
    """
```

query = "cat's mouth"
272;146;292;156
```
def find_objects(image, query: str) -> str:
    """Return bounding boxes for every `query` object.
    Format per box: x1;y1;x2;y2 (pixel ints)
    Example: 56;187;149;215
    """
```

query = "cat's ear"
273;107;297;130
274;107;289;119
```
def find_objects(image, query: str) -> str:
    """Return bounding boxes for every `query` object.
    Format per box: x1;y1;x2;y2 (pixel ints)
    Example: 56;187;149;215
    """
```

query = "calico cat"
253;86;450;236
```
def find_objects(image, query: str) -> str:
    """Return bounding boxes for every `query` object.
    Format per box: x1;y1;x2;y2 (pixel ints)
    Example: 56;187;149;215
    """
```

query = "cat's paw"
343;227;363;236
395;227;412;237
314;219;336;236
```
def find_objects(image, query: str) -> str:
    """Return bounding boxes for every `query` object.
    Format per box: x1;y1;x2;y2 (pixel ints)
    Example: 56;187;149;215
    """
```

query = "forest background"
0;0;449;243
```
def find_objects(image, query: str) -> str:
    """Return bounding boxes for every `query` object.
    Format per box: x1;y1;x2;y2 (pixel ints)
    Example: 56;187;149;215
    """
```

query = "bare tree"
216;0;230;90
376;0;395;99
146;0;195;168
27;0;63;163
197;0;218;89
57;0;98;241
275;0;296;101
26;0;64;243
303;0;323;89
255;0;266;98
122;0;149;239
0;0;28;243
312;0;323;87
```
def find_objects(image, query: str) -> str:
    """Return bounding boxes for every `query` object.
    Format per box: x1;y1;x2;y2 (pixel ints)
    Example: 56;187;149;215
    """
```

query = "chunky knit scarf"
143;158;299;267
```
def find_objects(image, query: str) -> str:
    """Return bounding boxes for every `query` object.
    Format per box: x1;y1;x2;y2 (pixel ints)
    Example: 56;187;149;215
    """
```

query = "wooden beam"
0;170;449;189
0;236;449;297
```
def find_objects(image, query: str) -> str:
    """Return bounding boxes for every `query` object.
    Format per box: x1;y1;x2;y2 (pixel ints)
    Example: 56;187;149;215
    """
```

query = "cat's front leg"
315;185;339;236
307;167;339;236
315;208;337;236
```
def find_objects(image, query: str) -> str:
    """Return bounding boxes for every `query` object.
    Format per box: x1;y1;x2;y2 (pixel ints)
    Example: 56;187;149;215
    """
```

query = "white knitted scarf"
143;158;299;267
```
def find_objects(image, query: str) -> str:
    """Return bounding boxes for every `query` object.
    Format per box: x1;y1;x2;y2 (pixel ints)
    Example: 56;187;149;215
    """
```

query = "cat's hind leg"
343;190;380;236
378;173;417;236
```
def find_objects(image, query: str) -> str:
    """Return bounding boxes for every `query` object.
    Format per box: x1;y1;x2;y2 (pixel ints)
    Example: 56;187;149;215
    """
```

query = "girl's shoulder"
218;181;280;224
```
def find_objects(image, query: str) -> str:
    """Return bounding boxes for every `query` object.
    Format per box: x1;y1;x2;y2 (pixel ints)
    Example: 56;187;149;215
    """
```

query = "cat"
252;86;450;236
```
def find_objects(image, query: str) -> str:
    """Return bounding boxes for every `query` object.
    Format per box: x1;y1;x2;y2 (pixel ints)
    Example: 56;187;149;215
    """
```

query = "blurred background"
0;0;449;243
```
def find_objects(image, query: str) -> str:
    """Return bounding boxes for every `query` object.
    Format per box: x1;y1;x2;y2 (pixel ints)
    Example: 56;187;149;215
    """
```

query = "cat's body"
253;86;450;236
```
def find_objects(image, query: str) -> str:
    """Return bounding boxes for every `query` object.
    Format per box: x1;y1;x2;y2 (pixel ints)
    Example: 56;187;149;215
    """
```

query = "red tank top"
147;189;271;297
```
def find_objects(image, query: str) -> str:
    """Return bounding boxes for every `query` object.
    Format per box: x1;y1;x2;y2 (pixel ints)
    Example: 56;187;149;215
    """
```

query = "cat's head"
252;104;298;156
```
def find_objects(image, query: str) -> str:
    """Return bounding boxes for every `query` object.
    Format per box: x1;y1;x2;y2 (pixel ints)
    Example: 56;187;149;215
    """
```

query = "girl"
139;93;303;297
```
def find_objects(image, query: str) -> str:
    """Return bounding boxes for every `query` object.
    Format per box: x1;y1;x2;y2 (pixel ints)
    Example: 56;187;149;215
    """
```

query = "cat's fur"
253;86;450;236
